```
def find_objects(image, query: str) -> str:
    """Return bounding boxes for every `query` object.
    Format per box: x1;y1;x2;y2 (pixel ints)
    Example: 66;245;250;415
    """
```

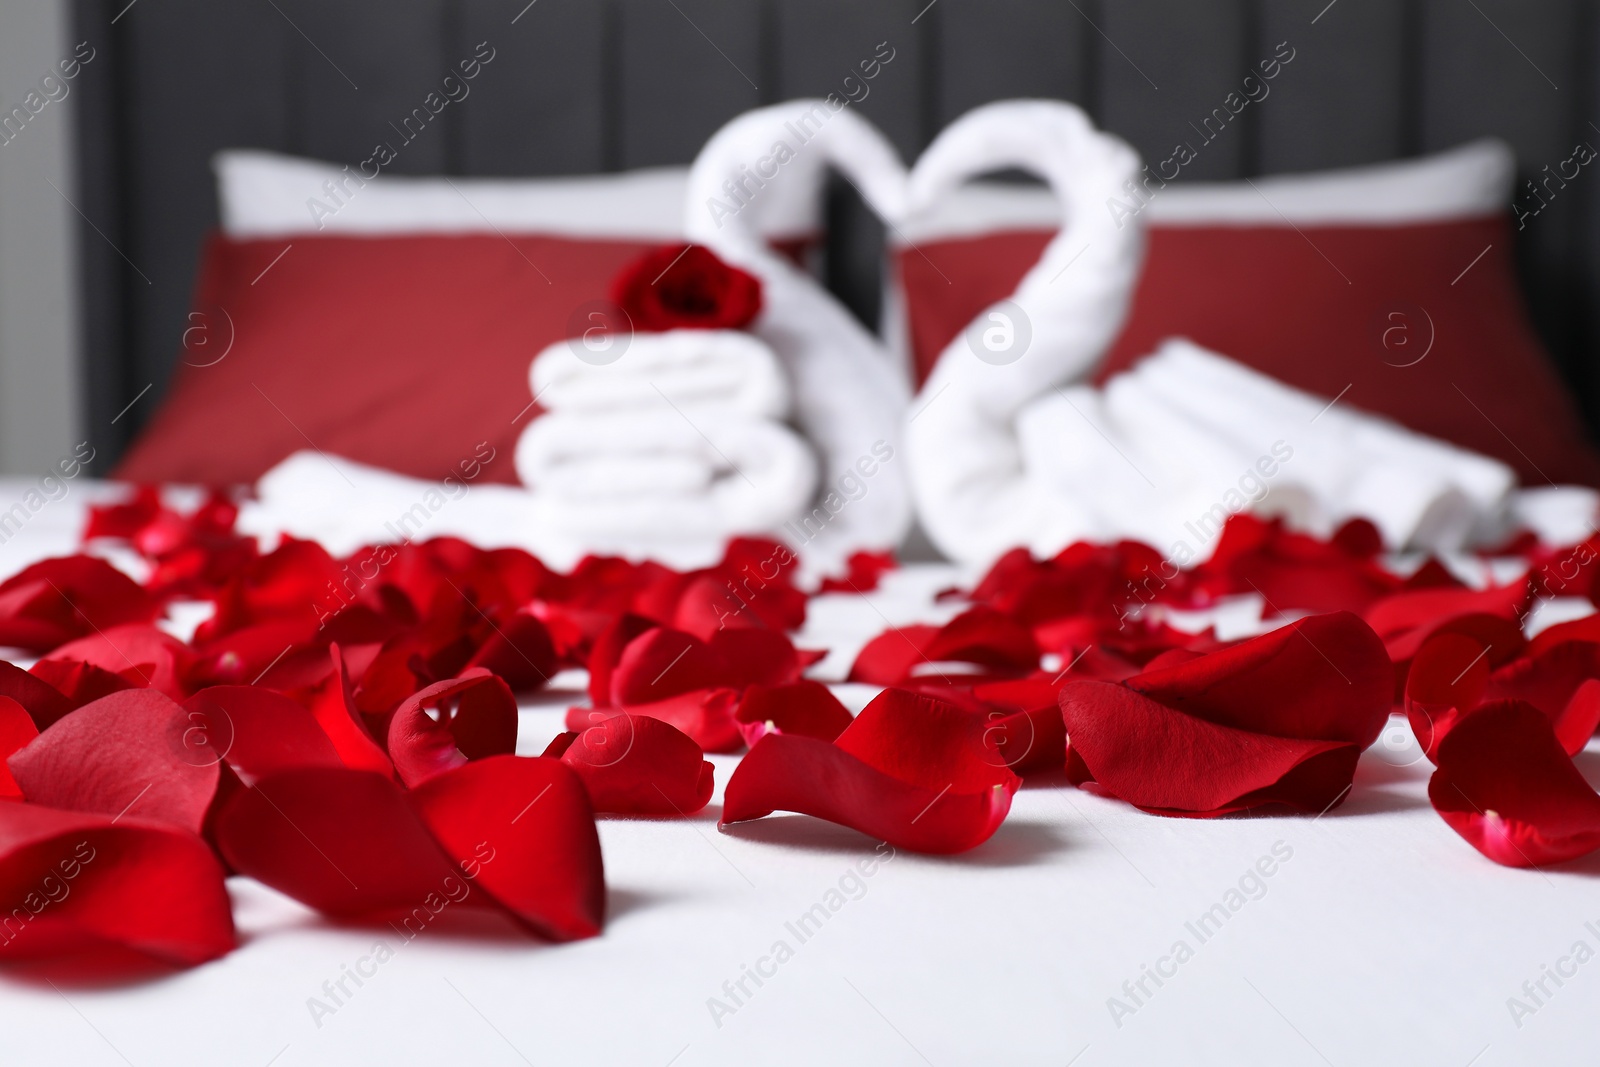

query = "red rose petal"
721;688;1020;853
215;767;481;918
304;647;394;779
1129;612;1392;748
610;628;727;704
1404;633;1492;759
609;626;804;706
0;804;234;966
848;607;1039;686
971;678;1068;775
543;715;713;816
576;688;744;754
0;556;158;654
818;550;898;594
181;686;343;785
199;537;340;640
585;614;658;706
38;624;197;699
1405;633;1600;760
8;690;220;832
0;697;39;797
1060;680;1358;816
408;756;605;941
733;680;854;745
463;608;556;692
1364;581;1530;667
721;738;1014;854
1484;642;1600;755
1191;514;1398;615
846;624;939;686
0;660;72;730
27;658;136;710
387;670;519;787
1059;613;1391;816
1429;699;1600;867
1529;612;1600;655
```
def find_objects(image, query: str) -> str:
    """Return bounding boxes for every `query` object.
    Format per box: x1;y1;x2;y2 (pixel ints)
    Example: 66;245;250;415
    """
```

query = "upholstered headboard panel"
72;0;1600;467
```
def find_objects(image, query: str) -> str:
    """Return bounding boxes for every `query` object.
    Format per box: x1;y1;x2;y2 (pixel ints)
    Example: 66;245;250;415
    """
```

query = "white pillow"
897;138;1515;243
214;149;821;241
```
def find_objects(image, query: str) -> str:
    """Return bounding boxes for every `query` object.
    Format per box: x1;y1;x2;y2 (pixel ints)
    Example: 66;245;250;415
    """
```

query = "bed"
22;1;1600;1063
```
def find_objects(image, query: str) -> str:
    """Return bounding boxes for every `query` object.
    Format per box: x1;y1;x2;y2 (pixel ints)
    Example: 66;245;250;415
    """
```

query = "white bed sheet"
0;480;1596;1066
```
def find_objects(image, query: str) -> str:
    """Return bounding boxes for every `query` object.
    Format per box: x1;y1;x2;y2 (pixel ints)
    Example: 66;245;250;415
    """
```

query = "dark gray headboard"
73;0;1600;468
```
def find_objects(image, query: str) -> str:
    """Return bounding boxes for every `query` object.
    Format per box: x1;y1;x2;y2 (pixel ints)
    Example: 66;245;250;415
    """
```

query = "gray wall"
0;0;82;474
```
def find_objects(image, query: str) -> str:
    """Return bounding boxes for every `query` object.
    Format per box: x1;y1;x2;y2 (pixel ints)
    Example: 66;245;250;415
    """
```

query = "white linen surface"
2;486;1600;1065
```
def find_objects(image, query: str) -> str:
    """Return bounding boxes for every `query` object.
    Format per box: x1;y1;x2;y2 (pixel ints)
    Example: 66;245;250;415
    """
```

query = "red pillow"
896;218;1600;489
117;233;666;486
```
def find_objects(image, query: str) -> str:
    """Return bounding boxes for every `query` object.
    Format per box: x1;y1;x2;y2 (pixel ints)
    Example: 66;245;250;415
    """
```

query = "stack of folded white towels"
512;330;817;557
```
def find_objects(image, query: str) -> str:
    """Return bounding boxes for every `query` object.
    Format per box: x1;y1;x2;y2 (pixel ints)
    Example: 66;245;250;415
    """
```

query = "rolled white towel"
529;329;789;418
985;338;1522;566
514;321;818;556
514;407;817;530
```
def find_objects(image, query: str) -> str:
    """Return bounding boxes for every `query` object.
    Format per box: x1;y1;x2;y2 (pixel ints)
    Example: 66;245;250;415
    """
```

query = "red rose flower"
611;244;762;332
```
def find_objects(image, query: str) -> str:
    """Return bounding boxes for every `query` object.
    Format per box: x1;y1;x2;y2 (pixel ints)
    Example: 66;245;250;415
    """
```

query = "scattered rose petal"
0;803;234;965
38;624;197;699
1060;613;1391;816
408;756;605;941
733;680;854;746
387;670;519;787
721;688;1020;853
544;714;713;816
8;690;220;833
303;647;394;779
0;661;73;730
0;557;159;654
1429;699;1600;867
0;697;39;797
575;688;743;754
819;551;898;594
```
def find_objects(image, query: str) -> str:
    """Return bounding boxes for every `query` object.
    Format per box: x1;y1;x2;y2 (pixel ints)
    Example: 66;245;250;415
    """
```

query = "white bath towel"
528;328;790;418
1010;339;1520;563
900;100;1148;566
898;101;1533;567
683;100;915;574
512;326;819;559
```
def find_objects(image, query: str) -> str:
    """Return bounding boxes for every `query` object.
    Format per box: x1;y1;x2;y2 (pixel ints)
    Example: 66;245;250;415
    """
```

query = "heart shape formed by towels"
685;99;1146;570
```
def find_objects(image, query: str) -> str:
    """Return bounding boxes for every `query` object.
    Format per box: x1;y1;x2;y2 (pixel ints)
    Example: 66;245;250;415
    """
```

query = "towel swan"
901;100;1524;568
902;100;1149;566
683;100;915;577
